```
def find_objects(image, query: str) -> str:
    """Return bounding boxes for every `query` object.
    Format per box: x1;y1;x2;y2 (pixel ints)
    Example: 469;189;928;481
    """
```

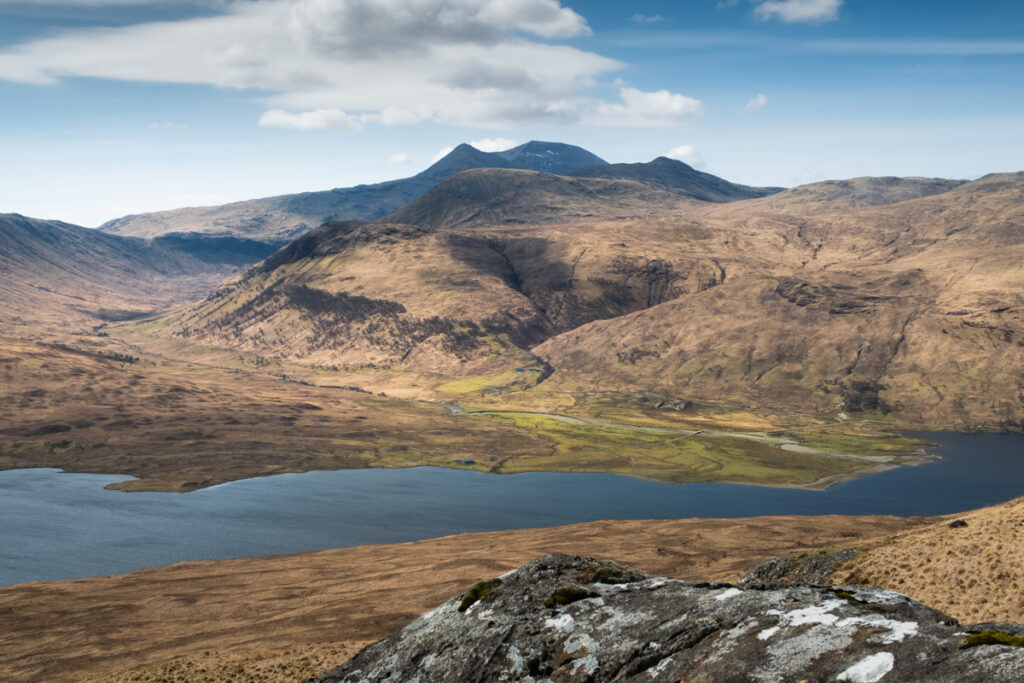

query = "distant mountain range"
98;141;610;245
97;141;786;246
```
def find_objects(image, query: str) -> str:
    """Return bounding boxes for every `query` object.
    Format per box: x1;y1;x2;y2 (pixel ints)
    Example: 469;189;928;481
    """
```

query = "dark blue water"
1;431;1022;587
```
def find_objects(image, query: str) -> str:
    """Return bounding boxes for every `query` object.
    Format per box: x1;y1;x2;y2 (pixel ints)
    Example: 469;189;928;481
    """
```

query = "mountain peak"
418;140;607;182
497;140;608;174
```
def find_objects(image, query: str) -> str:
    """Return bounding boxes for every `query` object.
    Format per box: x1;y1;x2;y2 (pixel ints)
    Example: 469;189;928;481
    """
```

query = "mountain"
152;169;1024;427
382;167;691;230
0;213;263;325
98;141;609;245
572;156;783;202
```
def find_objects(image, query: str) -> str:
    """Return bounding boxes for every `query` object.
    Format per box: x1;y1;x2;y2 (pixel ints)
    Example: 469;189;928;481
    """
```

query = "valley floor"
0;322;930;493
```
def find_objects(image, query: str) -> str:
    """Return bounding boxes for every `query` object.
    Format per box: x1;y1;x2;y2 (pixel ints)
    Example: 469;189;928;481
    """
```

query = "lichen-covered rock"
739;547;859;587
311;554;1024;682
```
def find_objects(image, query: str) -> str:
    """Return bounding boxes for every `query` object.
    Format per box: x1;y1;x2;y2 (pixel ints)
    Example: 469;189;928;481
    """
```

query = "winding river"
1;431;1022;588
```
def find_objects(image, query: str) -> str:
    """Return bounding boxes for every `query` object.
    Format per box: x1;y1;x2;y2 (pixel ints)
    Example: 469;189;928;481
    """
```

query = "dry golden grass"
0;513;924;682
98;643;371;683
0;328;556;491
833;496;1024;623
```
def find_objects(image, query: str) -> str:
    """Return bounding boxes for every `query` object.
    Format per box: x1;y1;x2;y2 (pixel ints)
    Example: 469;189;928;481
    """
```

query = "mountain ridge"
571;155;783;202
98;141;609;245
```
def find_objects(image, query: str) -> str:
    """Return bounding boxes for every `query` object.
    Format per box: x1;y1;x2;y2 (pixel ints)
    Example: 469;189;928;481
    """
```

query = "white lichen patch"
648;654;678;677
837;652;895;682
564;633;597;656
503;644;525;675
565;633;600;677
753;627;854;681
836;615;919;644
594;604;655;631
544;613;575;631
784;599;844;627
570;654;599;677
701;617;760;667
714;588;743;601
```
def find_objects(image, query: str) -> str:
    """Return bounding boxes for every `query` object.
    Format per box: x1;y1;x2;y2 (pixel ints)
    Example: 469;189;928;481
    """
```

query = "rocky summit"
312;554;1024;682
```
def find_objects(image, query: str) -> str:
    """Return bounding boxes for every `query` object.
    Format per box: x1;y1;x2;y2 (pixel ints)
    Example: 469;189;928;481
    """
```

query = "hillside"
383;167;693;229
147;169;1024;428
534;172;1024;426
98;141;608;245
0;214;261;326
571;156;783;202
0;513;923;681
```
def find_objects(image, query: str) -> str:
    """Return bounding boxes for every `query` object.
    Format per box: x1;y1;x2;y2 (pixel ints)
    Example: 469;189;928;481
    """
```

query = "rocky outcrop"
738;548;860;586
312;554;1024;682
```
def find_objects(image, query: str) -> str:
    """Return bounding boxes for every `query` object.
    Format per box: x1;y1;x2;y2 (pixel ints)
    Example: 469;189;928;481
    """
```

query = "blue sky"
0;0;1021;227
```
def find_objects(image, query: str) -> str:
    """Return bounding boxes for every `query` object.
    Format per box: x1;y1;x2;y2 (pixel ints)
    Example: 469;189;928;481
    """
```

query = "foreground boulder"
312;554;1024;682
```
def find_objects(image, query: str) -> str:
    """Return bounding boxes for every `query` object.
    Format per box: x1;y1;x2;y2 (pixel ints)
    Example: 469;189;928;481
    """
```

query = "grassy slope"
0;514;926;682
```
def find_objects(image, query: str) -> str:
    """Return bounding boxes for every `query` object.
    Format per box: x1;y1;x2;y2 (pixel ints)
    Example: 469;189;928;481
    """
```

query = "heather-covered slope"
0;213;258;325
534;173;1024;426
149;170;1024;427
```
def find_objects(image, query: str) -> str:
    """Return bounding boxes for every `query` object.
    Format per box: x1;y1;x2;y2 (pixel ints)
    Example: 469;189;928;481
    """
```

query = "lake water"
1;431;1022;587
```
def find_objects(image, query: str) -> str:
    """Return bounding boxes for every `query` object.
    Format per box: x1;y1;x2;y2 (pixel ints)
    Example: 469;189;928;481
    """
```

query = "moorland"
2;142;1022;492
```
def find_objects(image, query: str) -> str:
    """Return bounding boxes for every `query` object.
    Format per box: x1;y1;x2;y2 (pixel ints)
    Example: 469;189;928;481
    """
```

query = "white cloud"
0;0;633;129
387;152;410;164
591;87;704;127
754;0;843;23
665;144;705;168
631;13;665;24
431;146;455;163
0;0;195;4
469;137;517;152
259;108;363;132
745;93;768;111
147;122;185;129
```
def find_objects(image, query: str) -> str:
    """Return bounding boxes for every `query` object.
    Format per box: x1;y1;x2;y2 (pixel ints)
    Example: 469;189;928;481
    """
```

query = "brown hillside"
150;170;1024;428
832;495;1024;623
0;214;253;327
383;167;694;229
535;172;1024;426
0;513;925;682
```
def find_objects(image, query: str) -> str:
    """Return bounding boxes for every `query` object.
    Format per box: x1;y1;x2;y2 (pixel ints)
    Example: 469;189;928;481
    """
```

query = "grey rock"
311;554;1024;683
739;547;859;587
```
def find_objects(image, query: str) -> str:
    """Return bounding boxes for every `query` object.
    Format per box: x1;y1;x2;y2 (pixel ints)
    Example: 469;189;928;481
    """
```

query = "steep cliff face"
313;554;1024;682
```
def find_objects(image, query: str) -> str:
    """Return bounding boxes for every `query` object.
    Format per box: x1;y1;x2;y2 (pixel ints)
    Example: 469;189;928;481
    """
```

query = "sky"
0;0;1022;227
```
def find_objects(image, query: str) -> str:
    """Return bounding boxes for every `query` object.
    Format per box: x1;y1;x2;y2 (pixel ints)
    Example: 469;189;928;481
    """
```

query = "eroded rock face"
311;554;1024;682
